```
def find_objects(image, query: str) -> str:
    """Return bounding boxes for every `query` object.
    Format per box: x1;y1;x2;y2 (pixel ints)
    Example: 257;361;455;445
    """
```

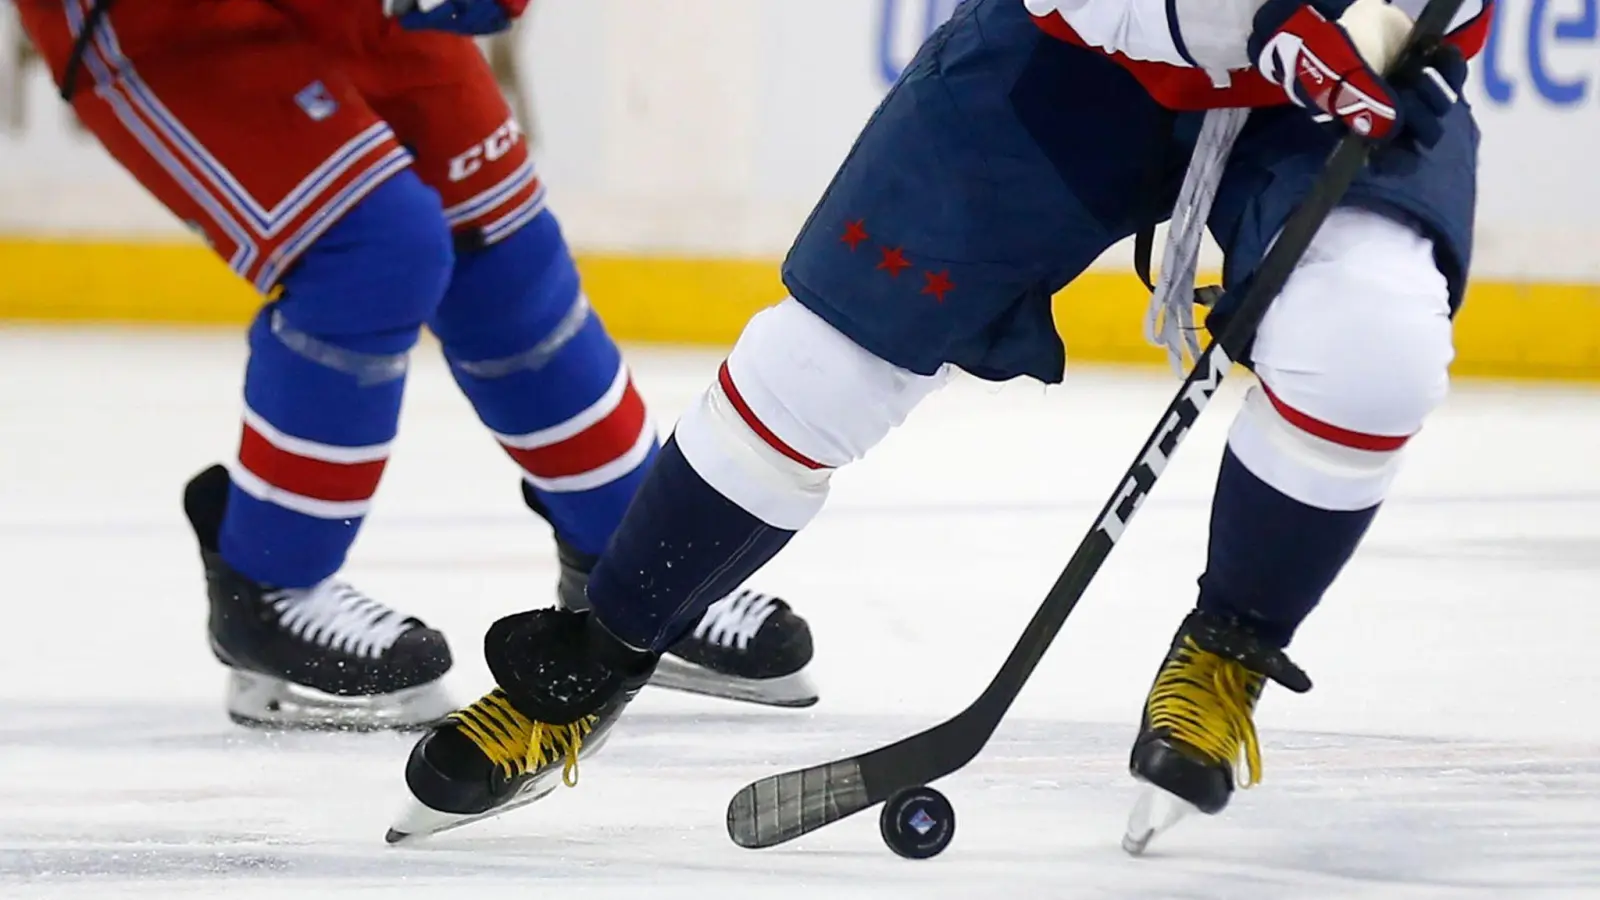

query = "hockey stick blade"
728;344;1238;851
726;0;1466;851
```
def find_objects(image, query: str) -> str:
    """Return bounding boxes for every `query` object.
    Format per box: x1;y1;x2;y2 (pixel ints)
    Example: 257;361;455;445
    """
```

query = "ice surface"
2;326;1598;898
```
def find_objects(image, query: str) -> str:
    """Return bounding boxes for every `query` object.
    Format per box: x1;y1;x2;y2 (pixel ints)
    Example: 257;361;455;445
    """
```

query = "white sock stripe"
227;461;374;520
241;405;393;464
519;418;658;493
706;378;833;481
494;361;631;450
675;386;830;531
1251;387;1398;469
1227;387;1401;511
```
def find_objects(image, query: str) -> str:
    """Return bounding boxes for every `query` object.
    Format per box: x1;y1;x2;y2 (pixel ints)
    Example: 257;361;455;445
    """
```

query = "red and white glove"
1248;0;1464;147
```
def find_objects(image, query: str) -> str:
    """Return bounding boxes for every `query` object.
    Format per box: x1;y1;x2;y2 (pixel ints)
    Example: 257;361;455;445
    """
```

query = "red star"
876;246;911;278
921;270;955;303
840;219;869;251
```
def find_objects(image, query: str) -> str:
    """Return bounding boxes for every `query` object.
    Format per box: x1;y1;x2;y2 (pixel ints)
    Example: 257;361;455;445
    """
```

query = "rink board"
1;238;1598;382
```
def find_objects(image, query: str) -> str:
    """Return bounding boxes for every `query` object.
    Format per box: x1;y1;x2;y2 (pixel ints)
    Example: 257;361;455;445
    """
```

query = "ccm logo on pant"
448;118;524;182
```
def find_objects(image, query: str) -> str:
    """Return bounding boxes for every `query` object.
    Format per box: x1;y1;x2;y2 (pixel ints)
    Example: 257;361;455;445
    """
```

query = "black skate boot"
386;607;656;842
184;465;455;731
1121;610;1312;855
526;482;817;708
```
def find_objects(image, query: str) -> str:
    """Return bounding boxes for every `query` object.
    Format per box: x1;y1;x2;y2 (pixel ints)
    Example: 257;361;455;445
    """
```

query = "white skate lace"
691;590;780;651
264;579;414;659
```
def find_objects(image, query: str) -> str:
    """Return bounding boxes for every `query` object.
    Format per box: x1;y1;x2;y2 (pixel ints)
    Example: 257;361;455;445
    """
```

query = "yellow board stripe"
2;238;1598;381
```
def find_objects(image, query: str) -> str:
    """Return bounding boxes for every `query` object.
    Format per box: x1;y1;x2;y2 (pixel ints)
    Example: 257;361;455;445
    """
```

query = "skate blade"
648;657;818;708
386;723;618;844
1121;784;1196;856
226;670;458;732
385;776;562;845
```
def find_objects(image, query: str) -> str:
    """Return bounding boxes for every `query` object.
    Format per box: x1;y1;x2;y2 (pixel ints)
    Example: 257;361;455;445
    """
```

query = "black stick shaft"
729;0;1468;848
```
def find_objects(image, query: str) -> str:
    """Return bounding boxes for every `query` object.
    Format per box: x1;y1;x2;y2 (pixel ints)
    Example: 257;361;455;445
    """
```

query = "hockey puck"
879;786;955;859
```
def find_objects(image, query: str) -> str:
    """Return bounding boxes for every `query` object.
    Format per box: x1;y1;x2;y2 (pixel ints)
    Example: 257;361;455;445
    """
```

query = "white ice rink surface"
2;326;1599;899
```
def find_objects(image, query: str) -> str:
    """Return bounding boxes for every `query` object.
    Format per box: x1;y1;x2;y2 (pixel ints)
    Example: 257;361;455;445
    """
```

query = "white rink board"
0;0;1596;279
1;327;1598;897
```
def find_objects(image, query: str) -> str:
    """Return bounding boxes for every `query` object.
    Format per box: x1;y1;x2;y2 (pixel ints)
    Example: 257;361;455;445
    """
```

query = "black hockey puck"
879;786;955;859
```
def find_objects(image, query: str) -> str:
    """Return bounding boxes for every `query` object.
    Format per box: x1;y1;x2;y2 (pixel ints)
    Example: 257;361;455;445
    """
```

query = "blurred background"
0;4;1598;893
0;0;1596;376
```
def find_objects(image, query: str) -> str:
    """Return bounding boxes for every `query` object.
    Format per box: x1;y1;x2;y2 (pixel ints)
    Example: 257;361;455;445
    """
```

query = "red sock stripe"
237;424;388;503
716;361;827;470
1260;383;1411;452
503;380;649;478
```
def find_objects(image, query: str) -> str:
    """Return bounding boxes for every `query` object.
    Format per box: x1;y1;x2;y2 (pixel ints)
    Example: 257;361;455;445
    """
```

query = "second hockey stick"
725;0;1468;850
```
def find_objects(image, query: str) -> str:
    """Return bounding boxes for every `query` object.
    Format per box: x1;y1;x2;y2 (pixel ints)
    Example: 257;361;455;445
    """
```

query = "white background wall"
0;0;1594;279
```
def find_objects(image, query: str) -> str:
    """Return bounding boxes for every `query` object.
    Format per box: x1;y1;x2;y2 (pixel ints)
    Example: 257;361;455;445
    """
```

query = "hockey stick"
726;0;1467;850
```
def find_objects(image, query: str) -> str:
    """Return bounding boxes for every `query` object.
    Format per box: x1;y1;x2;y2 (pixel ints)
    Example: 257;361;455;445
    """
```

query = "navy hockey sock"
585;437;794;652
1196;447;1379;647
431;212;657;557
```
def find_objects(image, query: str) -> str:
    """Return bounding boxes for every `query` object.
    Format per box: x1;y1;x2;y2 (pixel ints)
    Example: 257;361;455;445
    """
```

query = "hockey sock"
431;212;657;556
1196;447;1378;647
221;172;453;587
575;298;948;649
585;436;795;651
1197;209;1452;647
221;311;411;586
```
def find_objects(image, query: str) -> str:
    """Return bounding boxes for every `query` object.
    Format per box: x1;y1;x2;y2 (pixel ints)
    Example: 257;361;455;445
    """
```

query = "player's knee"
674;298;951;529
1230;208;1454;510
430;210;581;360
276;170;455;351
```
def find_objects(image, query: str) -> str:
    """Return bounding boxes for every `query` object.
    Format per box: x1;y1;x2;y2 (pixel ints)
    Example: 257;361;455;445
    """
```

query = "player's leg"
388;0;1171;840
354;30;817;709
433;217;821;707
1126;103;1476;836
582;0;1175;653
17;0;457;728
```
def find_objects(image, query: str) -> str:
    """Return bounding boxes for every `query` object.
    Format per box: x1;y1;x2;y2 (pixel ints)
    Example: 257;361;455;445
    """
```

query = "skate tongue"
484;609;647;722
1261;655;1312;694
1189;615;1313;694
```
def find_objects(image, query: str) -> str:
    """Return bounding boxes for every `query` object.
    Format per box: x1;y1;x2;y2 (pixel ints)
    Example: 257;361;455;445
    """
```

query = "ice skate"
386;607;655;843
1123;610;1312;855
530;483;818;708
185;465;456;730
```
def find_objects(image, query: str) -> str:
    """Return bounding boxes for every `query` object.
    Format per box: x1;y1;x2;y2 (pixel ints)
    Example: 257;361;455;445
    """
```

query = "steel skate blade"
648;658;818;708
1122;784;1196;856
385;771;565;845
226;671;458;732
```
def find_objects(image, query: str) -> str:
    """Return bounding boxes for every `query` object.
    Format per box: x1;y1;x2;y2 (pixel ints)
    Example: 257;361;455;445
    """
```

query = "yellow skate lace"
1146;637;1266;789
448;689;596;787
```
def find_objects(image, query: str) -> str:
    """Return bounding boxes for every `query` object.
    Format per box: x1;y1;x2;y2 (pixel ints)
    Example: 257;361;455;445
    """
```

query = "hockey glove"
1248;0;1467;148
383;0;528;35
